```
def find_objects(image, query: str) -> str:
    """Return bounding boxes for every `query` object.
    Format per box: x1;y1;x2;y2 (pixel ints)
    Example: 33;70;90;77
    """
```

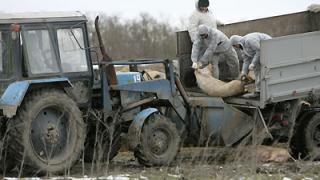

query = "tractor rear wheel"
7;89;86;175
134;113;180;166
0;122;15;174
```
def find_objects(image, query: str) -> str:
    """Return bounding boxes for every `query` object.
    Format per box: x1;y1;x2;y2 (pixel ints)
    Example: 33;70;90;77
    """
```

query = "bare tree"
87;12;177;61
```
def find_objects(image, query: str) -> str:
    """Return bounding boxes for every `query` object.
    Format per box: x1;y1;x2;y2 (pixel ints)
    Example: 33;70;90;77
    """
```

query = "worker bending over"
230;33;272;98
191;25;239;80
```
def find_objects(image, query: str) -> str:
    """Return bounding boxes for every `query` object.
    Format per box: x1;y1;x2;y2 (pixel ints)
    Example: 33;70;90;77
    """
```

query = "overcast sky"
1;0;320;27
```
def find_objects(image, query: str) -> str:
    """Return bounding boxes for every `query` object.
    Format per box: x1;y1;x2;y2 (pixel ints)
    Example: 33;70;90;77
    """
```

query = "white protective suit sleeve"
191;37;202;63
241;54;251;75
200;41;217;63
247;39;261;66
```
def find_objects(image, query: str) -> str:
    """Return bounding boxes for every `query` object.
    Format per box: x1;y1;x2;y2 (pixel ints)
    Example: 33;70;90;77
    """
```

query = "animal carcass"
194;66;244;97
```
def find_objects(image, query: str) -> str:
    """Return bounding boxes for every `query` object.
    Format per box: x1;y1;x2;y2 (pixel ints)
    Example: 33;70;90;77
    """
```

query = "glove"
238;73;247;81
249;64;255;71
192;62;199;69
198;62;207;69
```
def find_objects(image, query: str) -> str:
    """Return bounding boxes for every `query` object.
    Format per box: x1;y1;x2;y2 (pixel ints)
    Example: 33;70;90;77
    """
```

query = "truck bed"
258;30;320;108
186;86;260;107
176;11;320;109
196;30;320;108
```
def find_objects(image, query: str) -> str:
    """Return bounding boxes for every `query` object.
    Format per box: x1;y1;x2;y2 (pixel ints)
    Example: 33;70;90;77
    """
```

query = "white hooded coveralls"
188;0;223;42
231;33;272;92
191;25;239;79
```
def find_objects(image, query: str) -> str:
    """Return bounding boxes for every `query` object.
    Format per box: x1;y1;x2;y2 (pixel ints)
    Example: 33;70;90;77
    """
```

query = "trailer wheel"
134;113;180;166
7;89;86;175
303;113;320;160
84;121;121;162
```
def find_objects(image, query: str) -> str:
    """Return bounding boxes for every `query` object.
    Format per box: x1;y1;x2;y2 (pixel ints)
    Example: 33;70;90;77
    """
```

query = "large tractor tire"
302;113;320;160
84;120;121;163
0;124;15;174
7;89;86;175
134;113;180;166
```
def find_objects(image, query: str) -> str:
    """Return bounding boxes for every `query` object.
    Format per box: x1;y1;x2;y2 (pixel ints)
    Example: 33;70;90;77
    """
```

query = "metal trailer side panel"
261;31;320;104
219;11;320;38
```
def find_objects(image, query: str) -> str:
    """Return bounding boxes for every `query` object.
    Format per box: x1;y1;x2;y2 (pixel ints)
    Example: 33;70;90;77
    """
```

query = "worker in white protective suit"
191;25;240;80
188;0;223;42
230;33;272;98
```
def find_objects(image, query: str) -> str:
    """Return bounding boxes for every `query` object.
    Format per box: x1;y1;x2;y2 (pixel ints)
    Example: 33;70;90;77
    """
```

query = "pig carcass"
235;146;291;163
194;65;244;97
256;146;291;163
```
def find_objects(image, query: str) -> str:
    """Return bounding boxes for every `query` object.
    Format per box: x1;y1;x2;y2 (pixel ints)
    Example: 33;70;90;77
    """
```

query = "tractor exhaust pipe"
95;16;118;85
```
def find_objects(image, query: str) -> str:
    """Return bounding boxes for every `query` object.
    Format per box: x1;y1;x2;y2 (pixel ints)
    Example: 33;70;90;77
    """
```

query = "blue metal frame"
189;96;253;146
0;77;71;118
110;79;187;120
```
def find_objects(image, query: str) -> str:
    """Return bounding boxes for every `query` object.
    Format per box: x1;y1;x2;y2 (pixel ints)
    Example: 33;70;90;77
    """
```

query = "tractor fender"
128;108;159;151
0;78;72;118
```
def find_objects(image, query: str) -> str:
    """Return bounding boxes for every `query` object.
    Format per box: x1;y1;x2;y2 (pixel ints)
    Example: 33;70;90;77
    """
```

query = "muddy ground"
4;147;319;179
82;149;320;179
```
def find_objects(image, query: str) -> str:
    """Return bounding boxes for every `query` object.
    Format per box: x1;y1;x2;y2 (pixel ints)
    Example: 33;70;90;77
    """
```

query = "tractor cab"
0;12;93;117
0;12;94;174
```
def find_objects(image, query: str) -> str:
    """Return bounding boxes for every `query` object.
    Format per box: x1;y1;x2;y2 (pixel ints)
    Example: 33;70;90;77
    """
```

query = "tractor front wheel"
134;113;180;166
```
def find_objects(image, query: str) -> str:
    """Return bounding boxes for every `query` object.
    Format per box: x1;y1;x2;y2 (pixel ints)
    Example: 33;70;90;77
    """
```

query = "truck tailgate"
261;31;320;105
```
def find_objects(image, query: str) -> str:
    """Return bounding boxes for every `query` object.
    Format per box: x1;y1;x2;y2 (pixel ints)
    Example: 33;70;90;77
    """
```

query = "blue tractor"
0;12;249;175
0;12;188;174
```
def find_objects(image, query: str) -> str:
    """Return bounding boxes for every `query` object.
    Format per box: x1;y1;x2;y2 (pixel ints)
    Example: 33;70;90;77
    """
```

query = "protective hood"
230;35;251;57
195;0;210;11
230;35;243;46
198;25;209;35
